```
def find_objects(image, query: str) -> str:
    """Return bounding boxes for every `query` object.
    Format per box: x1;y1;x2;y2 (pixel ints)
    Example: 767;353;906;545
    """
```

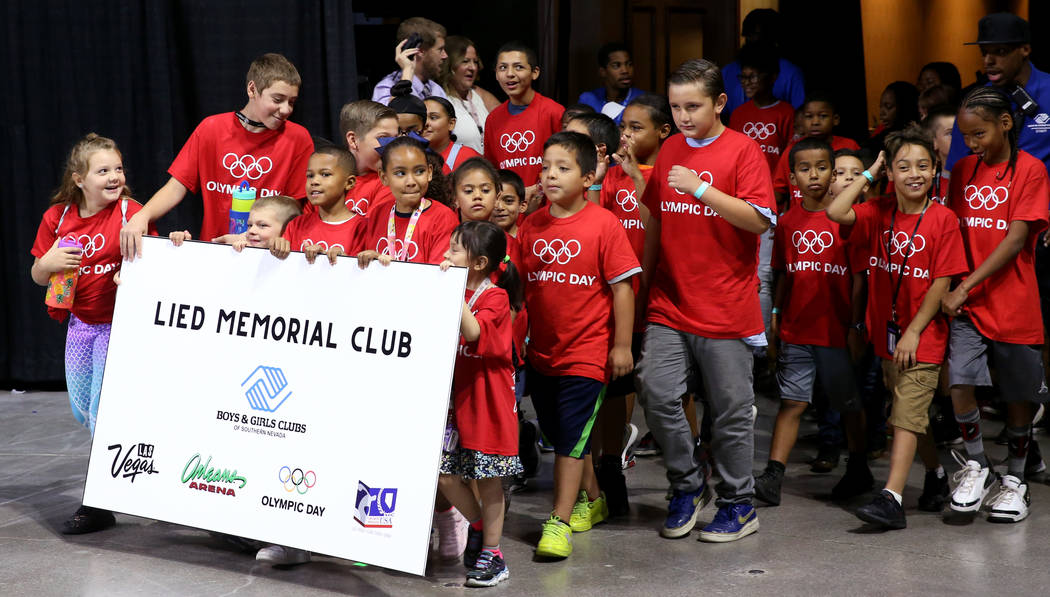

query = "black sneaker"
465;549;509;587
753;470;782;506
917;470;949;512
597;456;629;517
810;444;840;473
60;505;116;535
635;431;661;456
855;490;907;529
463;526;483;569
830;458;874;500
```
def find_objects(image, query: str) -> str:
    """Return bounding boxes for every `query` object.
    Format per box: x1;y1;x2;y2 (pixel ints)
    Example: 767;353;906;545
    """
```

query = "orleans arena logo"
181;453;247;497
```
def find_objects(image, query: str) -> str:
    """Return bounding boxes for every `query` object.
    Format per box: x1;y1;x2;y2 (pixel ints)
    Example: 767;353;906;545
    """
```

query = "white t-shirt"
448;89;489;154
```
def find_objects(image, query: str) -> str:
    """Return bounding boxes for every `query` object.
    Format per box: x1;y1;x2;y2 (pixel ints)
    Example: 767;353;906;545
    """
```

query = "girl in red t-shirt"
942;87;1050;522
438;221;523;587
423;97;482;174
30;134;148;535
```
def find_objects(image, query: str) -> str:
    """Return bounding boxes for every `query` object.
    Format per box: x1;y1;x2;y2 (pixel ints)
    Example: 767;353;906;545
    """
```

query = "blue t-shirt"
946;63;1050;176
577;86;646;124
721;58;805;119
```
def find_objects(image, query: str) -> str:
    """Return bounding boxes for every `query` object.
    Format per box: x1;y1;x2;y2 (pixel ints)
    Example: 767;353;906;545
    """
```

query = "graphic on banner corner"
355;481;398;528
215;365;308;439
260;466;326;518
107;442;159;483
181;453;247;497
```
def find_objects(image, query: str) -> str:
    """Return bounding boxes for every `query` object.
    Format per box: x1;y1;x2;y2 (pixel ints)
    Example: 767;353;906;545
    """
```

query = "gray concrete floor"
2;388;1049;596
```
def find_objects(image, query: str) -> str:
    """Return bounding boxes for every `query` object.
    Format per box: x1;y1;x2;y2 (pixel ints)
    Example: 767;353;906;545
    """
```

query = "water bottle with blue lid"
229;180;256;234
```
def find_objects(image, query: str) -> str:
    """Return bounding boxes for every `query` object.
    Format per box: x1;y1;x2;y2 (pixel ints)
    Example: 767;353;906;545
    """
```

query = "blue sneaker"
698;503;759;543
661;484;709;538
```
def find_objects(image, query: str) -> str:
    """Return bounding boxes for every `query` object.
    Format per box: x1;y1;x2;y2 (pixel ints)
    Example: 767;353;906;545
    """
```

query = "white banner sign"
83;236;465;575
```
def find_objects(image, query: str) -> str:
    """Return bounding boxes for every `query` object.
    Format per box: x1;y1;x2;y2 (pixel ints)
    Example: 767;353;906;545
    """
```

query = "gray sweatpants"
636;323;755;506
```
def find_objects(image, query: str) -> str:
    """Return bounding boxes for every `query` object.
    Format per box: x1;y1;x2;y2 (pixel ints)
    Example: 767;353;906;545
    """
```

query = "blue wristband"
862;170;874;184
693;181;710;200
588;184;602;191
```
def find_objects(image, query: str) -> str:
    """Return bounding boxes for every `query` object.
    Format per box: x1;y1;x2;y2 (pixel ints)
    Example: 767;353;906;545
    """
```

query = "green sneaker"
570;491;609;532
536;515;573;558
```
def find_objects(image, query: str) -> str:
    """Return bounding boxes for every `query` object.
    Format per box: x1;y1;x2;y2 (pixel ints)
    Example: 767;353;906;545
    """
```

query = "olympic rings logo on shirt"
376;237;419;260
615;189;638;212
278;466;317;495
791;229;834;255
222;152;273;180
742;122;776;140
532;238;582;265
963;184;1009;211
499;130;536;153
300;240;345;253
69;233;106;258
672;170;713;195
883;230;926;257
346;197;369;215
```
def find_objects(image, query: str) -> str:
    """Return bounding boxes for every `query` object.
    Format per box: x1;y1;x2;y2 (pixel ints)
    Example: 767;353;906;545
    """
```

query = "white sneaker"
949;450;993;512
621;423;639;470
434;507;467;561
256;544;311;566
987;475;1030;523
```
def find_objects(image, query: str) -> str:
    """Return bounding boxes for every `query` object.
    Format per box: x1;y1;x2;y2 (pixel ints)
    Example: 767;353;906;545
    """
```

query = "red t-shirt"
772;206;853;347
453;285;518;455
355;198;459;264
729;100;795;174
282;212;363;255
947;151;1050;344
31;199;152;324
503;232;527;368
641;130;776;338
847;196;968;364
599;164;652;262
519;202;641;382
773;135;860;207
483;93;564;186
439;142;483;175
168;112;313;242
344;171;394;217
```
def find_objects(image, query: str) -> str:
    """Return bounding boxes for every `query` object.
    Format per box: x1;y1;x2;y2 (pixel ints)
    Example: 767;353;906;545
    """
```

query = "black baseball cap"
966;13;1031;45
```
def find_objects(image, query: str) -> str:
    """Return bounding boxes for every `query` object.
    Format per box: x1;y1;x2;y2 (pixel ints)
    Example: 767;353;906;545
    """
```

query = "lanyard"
466;278;492;310
886;199;930;322
385;200;427;260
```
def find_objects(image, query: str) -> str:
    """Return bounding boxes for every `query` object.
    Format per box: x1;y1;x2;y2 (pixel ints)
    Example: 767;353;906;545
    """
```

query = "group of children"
29;37;1050;588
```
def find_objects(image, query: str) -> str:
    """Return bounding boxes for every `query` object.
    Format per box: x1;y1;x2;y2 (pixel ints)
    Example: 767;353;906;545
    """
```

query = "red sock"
469;519;484;531
483;547;502;558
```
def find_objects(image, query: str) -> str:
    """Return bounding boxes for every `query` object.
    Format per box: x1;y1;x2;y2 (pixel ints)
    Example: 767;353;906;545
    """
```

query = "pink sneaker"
434;507;467;561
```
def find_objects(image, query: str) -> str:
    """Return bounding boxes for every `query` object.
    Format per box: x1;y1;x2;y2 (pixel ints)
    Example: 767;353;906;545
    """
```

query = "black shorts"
527;366;606;459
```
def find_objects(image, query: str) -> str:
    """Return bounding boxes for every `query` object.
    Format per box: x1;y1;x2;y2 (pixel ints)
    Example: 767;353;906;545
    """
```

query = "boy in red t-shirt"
339;100;399;216
942;88;1050;522
121;54;313;258
828;124;968;530
491;170;527;238
483;42;564;209
271;146;362;264
728;43;794;175
754;138;873;506
772;93;860;212
519;132;640;558
637;59;776;544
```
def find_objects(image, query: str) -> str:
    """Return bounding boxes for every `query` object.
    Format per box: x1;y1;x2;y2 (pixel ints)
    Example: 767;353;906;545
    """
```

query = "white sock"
884;488;903;505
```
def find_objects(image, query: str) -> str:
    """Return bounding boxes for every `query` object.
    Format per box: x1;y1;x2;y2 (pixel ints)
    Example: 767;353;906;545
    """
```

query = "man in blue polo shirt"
945;13;1050;173
577;42;646;124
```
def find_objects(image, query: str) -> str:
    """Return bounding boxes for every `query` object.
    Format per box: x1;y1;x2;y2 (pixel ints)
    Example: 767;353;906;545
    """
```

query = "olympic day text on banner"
83;236;466;576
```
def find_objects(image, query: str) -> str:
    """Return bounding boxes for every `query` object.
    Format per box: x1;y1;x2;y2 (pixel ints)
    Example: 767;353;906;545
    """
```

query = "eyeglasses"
737;73;762;83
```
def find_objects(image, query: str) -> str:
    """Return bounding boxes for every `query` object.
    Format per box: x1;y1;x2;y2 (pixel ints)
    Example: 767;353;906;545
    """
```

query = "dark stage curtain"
0;0;358;385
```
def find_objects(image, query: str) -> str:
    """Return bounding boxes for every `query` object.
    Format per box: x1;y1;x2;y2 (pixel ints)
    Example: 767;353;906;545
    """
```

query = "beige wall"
860;0;1028;130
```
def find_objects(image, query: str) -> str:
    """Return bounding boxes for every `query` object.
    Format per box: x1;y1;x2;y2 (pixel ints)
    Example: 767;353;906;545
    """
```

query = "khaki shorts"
882;360;940;434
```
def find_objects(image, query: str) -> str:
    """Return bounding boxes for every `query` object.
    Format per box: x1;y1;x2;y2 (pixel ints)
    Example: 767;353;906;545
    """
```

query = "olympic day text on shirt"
785;229;848;275
206;152;284;197
958;184;1012;230
742;121;783;157
660;170;720;216
612;188;645;230
526;239;598;286
870;229;933;280
497;130;543;169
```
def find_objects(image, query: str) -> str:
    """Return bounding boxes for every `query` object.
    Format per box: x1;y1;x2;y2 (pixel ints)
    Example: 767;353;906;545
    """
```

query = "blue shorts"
527;366;605;458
